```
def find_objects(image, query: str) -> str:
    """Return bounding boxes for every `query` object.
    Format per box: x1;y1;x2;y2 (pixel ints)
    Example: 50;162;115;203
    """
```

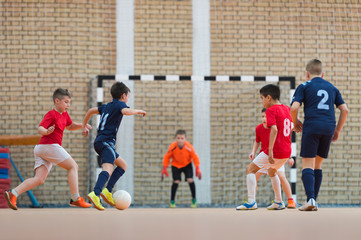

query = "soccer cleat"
100;188;115;206
169;200;176;208
267;201;285;210
298;198;317;211
287;199;296;209
236;201;257;210
69;197;92;208
87;191;105;211
190;198;197;208
4;191;18;210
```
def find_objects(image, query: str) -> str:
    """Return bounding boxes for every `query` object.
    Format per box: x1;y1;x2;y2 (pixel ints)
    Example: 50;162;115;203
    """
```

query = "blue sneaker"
267;201;285;210
236;201;257;210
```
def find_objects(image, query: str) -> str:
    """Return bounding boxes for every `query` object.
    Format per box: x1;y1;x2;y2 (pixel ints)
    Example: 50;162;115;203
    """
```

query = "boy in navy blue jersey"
82;82;146;210
291;59;348;211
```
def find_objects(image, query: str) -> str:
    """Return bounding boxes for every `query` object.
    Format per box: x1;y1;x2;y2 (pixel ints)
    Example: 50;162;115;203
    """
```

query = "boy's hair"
111;82;130;99
259;84;280;100
306;59;322;75
175;129;186;137
53;88;71;102
261;108;266;113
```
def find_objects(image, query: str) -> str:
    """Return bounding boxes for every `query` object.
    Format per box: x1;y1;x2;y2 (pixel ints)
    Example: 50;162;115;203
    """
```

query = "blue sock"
302;168;315;201
94;171;110;196
106;167;125;192
314;169;323;200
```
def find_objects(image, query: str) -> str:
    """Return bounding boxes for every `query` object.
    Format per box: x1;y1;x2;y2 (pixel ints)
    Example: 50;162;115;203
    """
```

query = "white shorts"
253;151;286;174
34;144;71;172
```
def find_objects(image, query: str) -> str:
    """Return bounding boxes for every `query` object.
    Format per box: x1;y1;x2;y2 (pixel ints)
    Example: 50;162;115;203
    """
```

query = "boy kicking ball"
82;82;146;210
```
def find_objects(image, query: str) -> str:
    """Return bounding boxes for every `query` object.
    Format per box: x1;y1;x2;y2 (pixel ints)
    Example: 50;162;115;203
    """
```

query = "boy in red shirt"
237;84;292;210
161;130;201;208
250;108;296;209
4;88;92;210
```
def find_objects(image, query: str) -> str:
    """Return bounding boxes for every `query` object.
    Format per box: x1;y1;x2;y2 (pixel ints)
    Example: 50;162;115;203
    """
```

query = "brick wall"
134;0;193;75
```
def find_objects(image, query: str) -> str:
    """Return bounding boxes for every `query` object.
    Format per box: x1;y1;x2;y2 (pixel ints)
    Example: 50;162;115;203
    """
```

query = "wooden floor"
1;207;360;240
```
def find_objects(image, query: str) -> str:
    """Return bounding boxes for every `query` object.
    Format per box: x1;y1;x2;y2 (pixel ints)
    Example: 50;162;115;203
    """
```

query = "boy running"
4;88;92;210
237;85;292;210
291;59;348;211
161;130;202;208
82;82;146;210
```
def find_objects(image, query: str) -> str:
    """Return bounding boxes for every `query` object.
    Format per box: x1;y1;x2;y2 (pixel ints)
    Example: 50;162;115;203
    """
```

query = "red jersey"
266;104;292;159
255;124;270;155
38;109;72;146
163;141;200;169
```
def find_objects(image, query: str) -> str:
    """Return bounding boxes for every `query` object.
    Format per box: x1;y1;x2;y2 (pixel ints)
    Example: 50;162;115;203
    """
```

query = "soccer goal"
88;75;296;206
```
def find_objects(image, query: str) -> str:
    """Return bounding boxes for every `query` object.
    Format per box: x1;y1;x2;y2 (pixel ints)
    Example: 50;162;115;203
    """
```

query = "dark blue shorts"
172;163;193;181
300;132;333;158
94;141;119;165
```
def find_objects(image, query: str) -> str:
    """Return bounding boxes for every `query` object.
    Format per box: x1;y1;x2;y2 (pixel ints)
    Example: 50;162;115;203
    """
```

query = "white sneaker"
236;201;257;210
298;198;317;211
267;201;285;210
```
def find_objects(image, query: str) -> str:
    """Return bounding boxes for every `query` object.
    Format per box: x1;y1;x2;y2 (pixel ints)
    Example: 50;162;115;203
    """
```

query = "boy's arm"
249;141;260;160
38;125;55;135
190;150;202;180
121;108;146;117
82;107;99;137
161;151;172;178
268;125;277;164
332;103;349;142
290;101;303;133
66;122;91;131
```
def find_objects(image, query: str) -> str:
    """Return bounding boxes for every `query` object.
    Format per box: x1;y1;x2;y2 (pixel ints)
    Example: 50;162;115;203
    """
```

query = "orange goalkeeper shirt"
163;141;200;169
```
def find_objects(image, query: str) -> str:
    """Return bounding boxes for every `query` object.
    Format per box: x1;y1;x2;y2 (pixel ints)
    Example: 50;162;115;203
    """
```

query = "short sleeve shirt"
95;99;129;143
39;109;72;146
291;77;345;135
266;104;292;159
255;124;270;155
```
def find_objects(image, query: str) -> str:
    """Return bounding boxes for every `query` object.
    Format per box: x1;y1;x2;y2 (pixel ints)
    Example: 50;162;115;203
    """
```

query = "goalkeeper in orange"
162;129;201;208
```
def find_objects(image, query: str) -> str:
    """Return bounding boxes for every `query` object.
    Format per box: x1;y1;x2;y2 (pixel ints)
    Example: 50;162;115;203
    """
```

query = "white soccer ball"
113;190;131;210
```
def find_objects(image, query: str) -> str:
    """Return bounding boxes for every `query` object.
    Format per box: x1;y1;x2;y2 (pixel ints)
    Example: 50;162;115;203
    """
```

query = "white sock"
11;189;18;197
270;175;282;202
247;174;257;203
71;193;80;201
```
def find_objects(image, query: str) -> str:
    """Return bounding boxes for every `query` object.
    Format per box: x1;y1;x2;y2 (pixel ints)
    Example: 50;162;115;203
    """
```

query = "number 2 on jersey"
317;90;329;110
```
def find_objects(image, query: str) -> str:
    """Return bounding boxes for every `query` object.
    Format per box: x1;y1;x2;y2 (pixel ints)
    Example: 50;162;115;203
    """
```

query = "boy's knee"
173;180;180;184
268;168;277;177
36;176;46;186
187;178;194;183
246;164;258;175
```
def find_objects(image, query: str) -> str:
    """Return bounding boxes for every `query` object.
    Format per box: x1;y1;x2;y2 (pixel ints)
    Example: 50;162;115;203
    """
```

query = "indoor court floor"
1;207;360;240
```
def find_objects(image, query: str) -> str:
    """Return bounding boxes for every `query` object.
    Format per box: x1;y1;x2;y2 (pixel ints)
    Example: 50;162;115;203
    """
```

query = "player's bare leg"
15;165;49;196
58;158;91;208
277;171;296;208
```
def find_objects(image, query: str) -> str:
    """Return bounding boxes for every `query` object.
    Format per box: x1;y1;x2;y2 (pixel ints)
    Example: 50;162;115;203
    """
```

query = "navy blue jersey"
95;99;129;143
291;77;345;135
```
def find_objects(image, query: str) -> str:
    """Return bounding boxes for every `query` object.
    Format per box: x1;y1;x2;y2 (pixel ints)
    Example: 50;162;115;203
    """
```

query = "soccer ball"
113;190;131;210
